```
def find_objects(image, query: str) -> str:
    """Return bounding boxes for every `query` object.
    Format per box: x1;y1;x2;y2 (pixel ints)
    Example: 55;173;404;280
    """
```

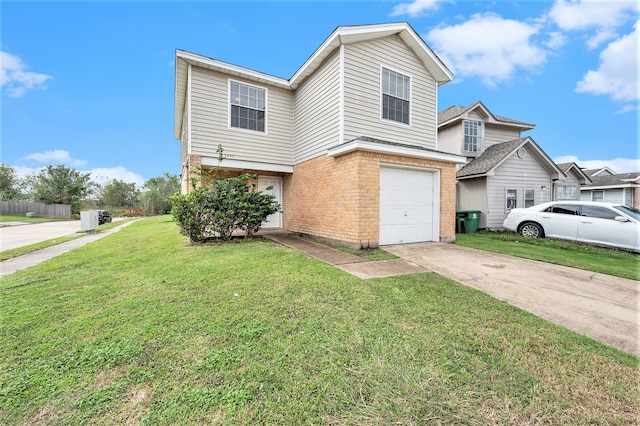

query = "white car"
503;201;640;253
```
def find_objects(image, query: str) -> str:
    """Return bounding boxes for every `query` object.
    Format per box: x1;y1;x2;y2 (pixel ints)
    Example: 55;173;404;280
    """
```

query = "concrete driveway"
0;220;82;251
384;242;640;357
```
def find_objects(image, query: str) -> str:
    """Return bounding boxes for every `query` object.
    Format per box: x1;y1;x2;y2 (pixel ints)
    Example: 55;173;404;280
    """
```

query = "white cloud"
548;0;638;49
553;156;640;173
575;21;638;102
390;0;443;17
12;164;145;187
544;31;568;50
15;150;145;185
89;167;145;187
0;51;52;98
19;150;87;167
426;13;547;86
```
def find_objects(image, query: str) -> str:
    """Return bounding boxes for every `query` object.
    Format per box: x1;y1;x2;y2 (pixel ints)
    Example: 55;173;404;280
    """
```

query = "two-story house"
437;101;568;229
174;23;466;248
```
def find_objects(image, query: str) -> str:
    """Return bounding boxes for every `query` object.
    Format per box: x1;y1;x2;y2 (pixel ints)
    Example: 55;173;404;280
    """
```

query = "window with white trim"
381;67;410;125
506;189;517;210
592;190;604;202
557;185;577;200
464;120;482;152
230;81;266;132
525;189;535;208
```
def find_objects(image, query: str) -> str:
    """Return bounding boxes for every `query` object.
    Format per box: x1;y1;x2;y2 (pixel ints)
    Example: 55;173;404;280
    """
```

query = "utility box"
80;210;99;232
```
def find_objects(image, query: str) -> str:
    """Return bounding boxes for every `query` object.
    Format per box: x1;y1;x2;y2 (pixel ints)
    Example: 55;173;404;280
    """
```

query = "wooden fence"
0;201;72;218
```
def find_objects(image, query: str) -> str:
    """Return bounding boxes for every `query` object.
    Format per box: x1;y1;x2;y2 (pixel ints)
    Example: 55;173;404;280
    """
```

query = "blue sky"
2;0;638;186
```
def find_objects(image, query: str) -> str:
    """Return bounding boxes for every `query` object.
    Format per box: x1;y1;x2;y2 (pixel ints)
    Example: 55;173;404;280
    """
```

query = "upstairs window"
230;81;266;132
381;67;410;125
464;120;482;152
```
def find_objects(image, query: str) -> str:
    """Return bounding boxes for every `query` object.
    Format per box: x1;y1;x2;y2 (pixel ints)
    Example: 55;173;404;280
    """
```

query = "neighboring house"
580;170;640;208
437;102;566;229
174;23;466;247
555;162;592;200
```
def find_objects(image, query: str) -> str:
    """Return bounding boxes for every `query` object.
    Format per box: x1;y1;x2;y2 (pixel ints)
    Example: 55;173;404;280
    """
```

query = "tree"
0;164;24;200
140;172;180;214
26;165;94;214
98;179;138;209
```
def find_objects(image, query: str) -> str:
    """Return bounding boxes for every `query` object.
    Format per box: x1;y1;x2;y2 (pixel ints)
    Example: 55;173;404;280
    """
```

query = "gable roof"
582;172;640;189
456;137;564;180
175;22;452;140
556;162;591;184
291;23;452;89
438;101;535;131
582;166;617;177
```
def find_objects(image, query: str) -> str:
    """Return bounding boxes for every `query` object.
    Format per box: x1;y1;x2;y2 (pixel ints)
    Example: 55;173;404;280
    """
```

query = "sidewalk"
0;221;136;278
264;233;428;278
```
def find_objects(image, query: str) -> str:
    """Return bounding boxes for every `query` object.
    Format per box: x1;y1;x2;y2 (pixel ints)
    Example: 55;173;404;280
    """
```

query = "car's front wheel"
519;222;544;238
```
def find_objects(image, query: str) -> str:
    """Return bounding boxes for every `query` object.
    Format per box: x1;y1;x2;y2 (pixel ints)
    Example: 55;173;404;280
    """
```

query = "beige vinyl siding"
190;67;294;165
483;125;523;149
293;51;341;164
437;124;463;156
180;109;188;167
486;153;552;229
343;35;438;148
457;178;488;228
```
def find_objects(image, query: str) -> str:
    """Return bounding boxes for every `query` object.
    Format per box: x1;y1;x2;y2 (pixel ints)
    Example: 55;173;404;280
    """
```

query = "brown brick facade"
283;151;458;248
185;152;458;248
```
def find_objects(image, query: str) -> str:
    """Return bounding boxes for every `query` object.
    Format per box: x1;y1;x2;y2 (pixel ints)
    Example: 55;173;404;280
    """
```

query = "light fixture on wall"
541;185;547;191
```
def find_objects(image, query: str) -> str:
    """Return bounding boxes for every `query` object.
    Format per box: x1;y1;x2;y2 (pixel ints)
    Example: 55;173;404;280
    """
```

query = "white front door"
257;176;282;228
379;166;438;245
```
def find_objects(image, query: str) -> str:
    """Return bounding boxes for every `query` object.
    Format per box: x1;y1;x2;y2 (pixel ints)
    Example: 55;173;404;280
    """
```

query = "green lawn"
455;231;639;280
0;219;134;262
0;214;71;225
1;216;637;424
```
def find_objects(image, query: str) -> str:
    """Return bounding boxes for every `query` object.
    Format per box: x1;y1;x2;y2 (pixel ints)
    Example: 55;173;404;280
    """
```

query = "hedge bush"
170;174;280;244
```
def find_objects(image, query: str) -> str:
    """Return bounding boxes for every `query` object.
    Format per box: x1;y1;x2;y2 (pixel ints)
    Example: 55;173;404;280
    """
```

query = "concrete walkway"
0;221;136;278
265;234;428;278
266;234;639;357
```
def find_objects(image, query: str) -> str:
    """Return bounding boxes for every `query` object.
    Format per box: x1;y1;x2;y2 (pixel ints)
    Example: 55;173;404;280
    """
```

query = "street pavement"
0;220;82;251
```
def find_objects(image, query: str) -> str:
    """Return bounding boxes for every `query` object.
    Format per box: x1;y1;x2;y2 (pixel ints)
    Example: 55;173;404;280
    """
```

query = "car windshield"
612;205;640;221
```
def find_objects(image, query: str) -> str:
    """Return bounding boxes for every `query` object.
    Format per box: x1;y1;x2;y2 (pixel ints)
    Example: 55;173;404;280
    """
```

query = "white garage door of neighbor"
379;166;437;245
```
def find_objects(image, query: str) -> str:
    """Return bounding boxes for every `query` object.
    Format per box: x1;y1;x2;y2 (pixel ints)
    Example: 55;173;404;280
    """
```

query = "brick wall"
284;151;458;247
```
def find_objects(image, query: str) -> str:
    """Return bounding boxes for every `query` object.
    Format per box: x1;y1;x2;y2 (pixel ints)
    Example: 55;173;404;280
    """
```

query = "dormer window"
464;120;482;152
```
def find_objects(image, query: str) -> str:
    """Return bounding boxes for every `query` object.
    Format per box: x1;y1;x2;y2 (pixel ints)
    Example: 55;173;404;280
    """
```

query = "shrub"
170;174;280;244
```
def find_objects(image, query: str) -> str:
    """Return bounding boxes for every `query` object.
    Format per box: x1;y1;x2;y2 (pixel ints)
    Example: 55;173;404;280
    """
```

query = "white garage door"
379;166;437;245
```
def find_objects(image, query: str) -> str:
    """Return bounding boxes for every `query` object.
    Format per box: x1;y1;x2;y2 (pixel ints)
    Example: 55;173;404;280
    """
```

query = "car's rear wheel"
519;222;544;238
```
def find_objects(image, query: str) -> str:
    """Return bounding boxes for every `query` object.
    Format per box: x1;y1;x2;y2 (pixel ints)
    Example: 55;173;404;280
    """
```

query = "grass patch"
0;214;71;224
337;246;398;261
455;231;639;280
0;235;83;261
1;216;638;424
0;219;135;261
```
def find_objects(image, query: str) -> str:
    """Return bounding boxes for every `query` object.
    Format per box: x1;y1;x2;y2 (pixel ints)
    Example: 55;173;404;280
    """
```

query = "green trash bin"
456;210;481;234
